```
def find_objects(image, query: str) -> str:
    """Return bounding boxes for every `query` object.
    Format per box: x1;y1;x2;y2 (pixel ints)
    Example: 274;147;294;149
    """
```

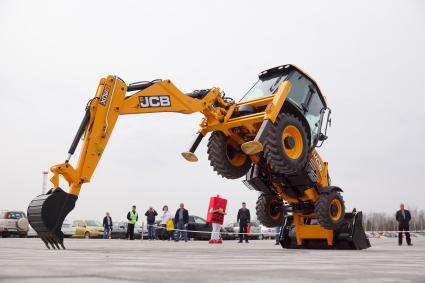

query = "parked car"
27;224;38;237
382;231;397;238
224;221;263;240
168;215;230;241
260;225;276;239
72;220;104;238
28;219;76;238
111;221;146;239
62;219;77;237
0;210;29;238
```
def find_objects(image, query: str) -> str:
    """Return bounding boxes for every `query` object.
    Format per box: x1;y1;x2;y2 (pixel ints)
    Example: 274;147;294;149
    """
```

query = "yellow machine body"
28;64;370;250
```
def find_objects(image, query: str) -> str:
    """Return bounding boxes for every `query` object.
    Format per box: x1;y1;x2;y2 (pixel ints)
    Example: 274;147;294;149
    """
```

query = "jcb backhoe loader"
27;64;370;250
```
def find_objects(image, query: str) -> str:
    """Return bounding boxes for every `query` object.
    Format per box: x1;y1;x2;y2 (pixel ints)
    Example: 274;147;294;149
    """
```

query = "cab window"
286;71;311;109
240;73;289;102
305;91;325;142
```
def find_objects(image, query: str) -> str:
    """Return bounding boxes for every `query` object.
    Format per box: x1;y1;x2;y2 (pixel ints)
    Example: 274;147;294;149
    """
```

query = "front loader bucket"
333;211;371;250
280;211;371;250
27;187;77;249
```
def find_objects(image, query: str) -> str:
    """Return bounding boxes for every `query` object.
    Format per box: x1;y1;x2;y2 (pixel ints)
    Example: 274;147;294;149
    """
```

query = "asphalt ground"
0;237;424;283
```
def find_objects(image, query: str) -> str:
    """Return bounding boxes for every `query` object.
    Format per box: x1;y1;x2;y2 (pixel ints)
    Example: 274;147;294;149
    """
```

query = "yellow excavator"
27;64;370;250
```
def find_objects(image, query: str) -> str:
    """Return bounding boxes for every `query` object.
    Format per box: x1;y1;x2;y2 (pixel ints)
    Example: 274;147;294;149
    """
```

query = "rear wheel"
84;231;90;239
207;131;252;179
264;113;308;174
256;194;285;228
315;191;345;230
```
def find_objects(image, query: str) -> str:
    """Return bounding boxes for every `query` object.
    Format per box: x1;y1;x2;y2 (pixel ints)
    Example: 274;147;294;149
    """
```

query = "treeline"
363;209;425;231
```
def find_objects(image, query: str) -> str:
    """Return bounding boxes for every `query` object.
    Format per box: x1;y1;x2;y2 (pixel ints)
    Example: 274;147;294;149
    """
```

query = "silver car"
28;219;76;238
0;210;29;238
225;221;263;240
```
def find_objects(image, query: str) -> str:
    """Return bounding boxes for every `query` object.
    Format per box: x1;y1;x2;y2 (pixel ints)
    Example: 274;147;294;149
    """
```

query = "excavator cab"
241;65;331;148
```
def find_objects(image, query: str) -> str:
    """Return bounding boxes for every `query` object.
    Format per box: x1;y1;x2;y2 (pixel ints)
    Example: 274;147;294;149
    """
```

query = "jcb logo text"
139;96;171;108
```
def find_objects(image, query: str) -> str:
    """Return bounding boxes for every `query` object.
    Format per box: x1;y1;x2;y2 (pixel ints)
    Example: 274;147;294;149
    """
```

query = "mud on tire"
314;191;345;230
207;131;252;179
256;194;285;227
264;113;308;174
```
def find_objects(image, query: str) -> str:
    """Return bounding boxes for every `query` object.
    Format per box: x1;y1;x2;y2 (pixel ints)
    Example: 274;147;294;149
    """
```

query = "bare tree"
364;209;425;231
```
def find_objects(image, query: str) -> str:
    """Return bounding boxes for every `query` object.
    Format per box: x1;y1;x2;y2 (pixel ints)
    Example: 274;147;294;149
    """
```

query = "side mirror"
318;133;328;141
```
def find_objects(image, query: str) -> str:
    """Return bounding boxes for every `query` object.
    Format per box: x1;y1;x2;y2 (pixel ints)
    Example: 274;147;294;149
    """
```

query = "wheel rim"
269;200;281;220
282;125;303;160
226;140;247;167
329;199;343;221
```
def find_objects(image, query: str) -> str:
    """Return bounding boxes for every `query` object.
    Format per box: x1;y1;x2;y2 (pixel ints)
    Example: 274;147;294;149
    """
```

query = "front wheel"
315;191;345;230
207;131;252;179
264;113;309;174
256;194;285;228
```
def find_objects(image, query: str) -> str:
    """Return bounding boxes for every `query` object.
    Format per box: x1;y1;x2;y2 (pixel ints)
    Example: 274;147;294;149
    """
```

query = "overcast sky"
1;0;424;224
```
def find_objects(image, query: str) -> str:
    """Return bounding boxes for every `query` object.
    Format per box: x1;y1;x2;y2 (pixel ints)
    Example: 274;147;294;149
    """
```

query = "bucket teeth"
40;232;65;250
27;187;77;250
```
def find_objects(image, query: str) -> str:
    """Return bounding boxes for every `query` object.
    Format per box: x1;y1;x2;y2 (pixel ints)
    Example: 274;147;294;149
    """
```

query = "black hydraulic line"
127;79;161;92
67;109;90;156
189;133;204;153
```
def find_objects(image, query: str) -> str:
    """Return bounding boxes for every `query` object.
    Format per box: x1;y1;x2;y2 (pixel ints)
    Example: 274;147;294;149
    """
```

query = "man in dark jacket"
145;206;158;240
396;203;412;246
237;202;251;243
174;203;189;242
102;212;113;239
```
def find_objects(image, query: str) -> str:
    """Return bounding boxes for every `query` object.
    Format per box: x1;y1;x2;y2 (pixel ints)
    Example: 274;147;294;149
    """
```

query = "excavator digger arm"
51;76;226;195
28;75;292;249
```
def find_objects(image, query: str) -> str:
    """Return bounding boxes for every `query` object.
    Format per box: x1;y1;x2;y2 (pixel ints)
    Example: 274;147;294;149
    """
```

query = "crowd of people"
101;201;256;243
101;202;415;246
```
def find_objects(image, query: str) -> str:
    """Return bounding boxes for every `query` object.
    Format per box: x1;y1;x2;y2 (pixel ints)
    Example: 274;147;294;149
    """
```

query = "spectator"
237;202;250;243
126;205;138;240
174;203;189;242
396;203;413;246
102;212;113;239
145;206;158;240
160;205;173;241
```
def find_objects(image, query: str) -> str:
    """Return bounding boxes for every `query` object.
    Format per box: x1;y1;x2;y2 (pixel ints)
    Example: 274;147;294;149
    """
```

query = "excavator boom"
27;74;291;249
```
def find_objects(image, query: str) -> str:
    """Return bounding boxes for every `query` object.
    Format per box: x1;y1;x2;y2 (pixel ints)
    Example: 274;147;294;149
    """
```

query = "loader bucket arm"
27;76;231;249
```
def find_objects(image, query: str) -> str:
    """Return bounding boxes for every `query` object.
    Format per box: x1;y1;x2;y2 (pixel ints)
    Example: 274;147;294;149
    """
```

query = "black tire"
315;191;345;230
264;113;309;174
207;131;252;179
256;194;285;228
